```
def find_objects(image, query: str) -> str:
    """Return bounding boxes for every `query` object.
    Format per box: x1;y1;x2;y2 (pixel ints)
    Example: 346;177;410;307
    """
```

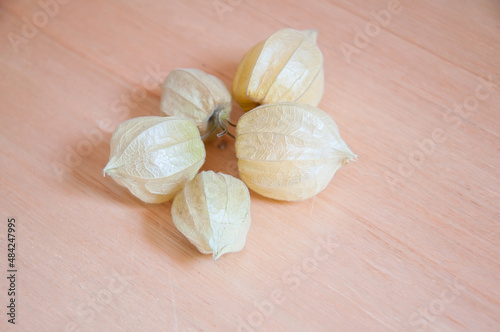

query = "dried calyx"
160;68;232;140
103;116;206;203
235;102;357;201
233;28;324;111
171;171;251;260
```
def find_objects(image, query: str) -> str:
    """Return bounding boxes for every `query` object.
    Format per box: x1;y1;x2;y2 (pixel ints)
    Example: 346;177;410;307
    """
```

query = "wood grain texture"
1;0;499;331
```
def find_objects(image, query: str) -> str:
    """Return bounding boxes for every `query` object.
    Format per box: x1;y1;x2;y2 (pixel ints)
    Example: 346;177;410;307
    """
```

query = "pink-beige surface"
0;0;499;331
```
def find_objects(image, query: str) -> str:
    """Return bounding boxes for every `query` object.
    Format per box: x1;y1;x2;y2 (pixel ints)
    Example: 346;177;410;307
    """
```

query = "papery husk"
172;171;251;260
160;68;232;139
235;103;356;201
233;28;324;112
103;116;205;203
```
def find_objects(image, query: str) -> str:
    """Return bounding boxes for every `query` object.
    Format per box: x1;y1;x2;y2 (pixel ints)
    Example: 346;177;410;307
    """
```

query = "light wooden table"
1;0;499;331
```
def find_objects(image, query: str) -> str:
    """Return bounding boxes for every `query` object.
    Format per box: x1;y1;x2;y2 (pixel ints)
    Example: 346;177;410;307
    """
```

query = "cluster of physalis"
103;28;356;260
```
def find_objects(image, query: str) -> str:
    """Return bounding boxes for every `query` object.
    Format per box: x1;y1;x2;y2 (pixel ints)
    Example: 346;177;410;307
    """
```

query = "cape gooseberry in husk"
235;103;356;201
172;171;251;260
160;68;232;140
233;28;324;112
103;116;205;203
